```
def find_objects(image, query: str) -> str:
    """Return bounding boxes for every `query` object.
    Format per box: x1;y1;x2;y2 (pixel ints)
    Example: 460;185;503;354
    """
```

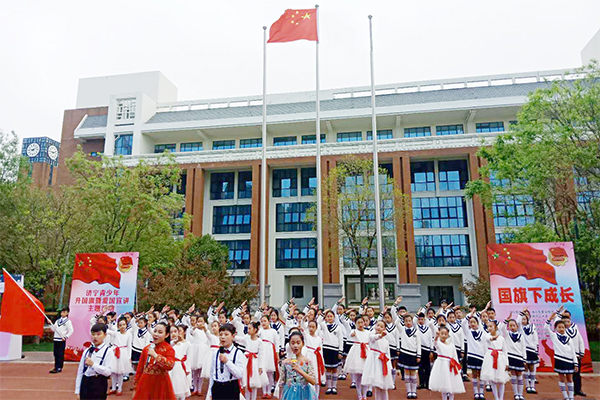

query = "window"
210;172;235;200
292;285;304;299
411;161;435;192
240;138;262;148
114;134;133;156
493;195;535;227
413;197;467;229
232;276;247;285
276;238;317;268
177;172;187;196
476;122;504;133
301;134;326;144
415;234;471;267
238;171;253;199
404;127;431;137
213;205;251;234
220;240;250;270
213;140;235;150
116;98;136;120
273;169;298;197
438;160;469;191
301;168;317;196
273;136;297;146
427;286;454;306
495;232;515;244
48;165;54;186
342;236;396;269
509;120;518;126
180;142;202;152
276;203;313;232
154;144;176;153
366;130;393;140
436;125;464;136
342;199;395;230
337;132;362;142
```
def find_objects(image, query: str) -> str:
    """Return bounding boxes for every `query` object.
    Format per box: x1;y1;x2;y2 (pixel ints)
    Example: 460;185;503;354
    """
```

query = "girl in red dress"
133;322;177;400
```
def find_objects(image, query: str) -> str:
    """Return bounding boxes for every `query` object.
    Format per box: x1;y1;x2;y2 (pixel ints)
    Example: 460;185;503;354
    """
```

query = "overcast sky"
1;0;599;145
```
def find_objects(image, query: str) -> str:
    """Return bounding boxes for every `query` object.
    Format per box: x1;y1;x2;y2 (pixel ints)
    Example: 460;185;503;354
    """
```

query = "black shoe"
123;375;129;382
332;388;338;395
325;389;332;395
463;374;470;382
350;383;356;389
338;374;346;380
49;369;57;374
366;390;373;397
575;391;587;397
485;385;492;392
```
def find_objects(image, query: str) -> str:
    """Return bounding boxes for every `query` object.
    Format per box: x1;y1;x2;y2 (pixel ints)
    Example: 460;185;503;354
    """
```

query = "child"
344;316;370;400
416;312;434;390
305;319;325;399
278;331;318;400
169;325;191;400
191;315;209;396
546;307;579;400
480;320;509;400
518;309;539;394
397;313;421;399
201;320;222;383
359;297;377;330
235;321;268;400
361;320;394;400
75;323;114;400
429;326;465;399
208;323;245;400
259;315;280;398
131;317;153;373
381;310;400;388
49;307;73;374
500;315;526;400
558;310;586;397
463;311;486;399
108;317;132;396
132;322;177;400
318;309;344;395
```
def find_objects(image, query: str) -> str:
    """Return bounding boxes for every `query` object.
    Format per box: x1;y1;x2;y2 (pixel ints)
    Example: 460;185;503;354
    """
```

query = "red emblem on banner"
73;253;121;288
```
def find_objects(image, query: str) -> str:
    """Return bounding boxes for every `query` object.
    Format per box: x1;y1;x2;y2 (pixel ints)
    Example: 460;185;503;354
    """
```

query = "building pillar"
249;162;261;285
321;157;332;285
192;166;204;237
468;151;491;279
400;155;418;283
392;157;408;284
184;167;195;236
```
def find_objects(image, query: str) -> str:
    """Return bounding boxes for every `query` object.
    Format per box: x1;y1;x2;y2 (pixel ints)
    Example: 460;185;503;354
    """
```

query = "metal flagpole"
315;4;324;307
259;26;268;305
368;15;386;311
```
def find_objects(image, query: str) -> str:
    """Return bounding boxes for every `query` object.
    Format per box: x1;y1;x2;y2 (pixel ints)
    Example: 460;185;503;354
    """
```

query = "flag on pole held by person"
268;9;318;43
0;269;46;336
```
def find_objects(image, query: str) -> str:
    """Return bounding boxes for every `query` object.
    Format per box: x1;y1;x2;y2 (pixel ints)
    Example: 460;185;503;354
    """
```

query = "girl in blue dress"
279;331;317;400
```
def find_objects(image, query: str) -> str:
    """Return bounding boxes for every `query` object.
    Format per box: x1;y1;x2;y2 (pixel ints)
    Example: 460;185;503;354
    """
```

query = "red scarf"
174;355;187;375
263;339;280;381
438;355;462;375
113;345;128;359
359;342;369;359
306;346;325;385
245;352;257;392
371;349;389;376
489;348;501;370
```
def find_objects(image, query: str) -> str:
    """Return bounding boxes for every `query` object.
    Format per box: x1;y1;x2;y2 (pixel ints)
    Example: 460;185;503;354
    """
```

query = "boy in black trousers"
75;323;114;400
209;323;245;400
49;307;74;373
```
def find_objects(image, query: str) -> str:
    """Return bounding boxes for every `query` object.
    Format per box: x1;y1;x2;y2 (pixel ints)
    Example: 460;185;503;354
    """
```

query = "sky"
1;0;599;145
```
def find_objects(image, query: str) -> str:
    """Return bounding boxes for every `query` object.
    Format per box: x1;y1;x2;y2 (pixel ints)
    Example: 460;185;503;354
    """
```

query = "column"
468;151;491;279
249;162;261;285
184;167;195;236
401;156;418;283
192;166;204;236
393;157;408;283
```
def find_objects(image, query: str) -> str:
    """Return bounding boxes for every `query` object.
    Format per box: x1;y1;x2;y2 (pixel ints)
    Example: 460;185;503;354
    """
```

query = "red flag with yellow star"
72;253;121;288
487;243;557;284
268;9;318;43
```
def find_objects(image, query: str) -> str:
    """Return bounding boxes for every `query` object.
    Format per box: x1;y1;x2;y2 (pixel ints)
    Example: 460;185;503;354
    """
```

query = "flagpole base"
323;284;343;309
0;332;22;361
395;283;422;313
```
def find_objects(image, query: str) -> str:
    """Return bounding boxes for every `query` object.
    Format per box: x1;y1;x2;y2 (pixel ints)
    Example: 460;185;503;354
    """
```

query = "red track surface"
0;363;598;399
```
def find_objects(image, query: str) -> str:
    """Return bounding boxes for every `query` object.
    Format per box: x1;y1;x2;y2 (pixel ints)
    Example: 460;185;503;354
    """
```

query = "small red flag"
268;9;318;43
0;270;46;336
73;253;121;289
487;244;557;284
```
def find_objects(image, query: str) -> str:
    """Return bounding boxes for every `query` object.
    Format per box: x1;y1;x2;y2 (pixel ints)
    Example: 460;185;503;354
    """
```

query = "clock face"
26;143;40;157
48;145;59;160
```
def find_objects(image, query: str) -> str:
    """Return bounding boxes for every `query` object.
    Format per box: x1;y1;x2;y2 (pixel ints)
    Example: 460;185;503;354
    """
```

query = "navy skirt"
508;356;525;371
467;356;483;370
342;341;352;356
131;349;142;363
323;348;340;368
554;359;575;374
398;352;419;370
526;350;539;365
389;348;398;361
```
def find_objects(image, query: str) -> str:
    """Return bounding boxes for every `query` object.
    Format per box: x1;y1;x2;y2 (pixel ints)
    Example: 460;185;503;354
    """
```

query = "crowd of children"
59;297;588;400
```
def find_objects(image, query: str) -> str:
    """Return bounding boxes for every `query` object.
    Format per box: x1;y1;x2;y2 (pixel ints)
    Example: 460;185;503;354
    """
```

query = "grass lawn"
591;341;599;362
22;342;53;352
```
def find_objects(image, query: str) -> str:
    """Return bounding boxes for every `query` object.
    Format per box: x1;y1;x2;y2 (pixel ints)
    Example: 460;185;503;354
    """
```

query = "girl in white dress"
201;321;221;380
344;317;371;400
169;325;192;400
259;315;280;398
480;320;509;400
429;326;465;400
235;321;268;400
191;315;209;396
108;317;132;396
361;321;393;400
304;320;325;399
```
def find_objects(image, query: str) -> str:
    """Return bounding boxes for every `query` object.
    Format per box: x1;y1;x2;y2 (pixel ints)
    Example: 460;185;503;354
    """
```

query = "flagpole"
259;26;268;305
315;4;324;307
368;16;386;312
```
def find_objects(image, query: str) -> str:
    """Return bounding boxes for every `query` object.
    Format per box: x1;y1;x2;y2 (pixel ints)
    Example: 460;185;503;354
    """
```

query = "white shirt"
209;344;245;384
74;342;114;394
51;317;74;341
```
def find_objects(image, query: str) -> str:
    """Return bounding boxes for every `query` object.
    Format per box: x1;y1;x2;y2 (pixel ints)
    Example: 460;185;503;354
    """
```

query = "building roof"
80;115;108;129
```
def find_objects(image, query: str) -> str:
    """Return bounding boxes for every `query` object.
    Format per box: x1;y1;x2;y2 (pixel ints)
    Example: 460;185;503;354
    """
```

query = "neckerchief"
271;321;281;331
522;324;534;336
327;323;338;333
137;328;147;338
244;326;248;335
386;323;396;334
557;333;570;345
509;332;522;343
471;329;483;341
566;325;578;338
405;327;416;337
58;317;68;327
448;322;461;334
418;324;429;334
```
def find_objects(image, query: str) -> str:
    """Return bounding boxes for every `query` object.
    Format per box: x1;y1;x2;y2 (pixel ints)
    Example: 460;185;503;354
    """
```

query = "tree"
137;234;257;311
0;129;28;184
309;156;410;301
458;274;491;310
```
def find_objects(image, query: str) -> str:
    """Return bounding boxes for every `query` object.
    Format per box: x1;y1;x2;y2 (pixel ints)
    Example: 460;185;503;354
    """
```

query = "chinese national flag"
487;244;557;284
73;253;121;289
0;270;46;336
268;9;318;43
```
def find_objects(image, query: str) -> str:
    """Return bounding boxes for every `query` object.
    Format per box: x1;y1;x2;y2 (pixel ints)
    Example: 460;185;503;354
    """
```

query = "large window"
116;98;136;120
220;240;250;270
301;168;317;196
367;130;393;140
213;205;251;234
413;197;467;229
301;134;326;144
276;238;317;269
492;195;535;227
273;136;297;146
180;142;202;152
411;161;435;192
114;134;133;156
273;169;298;197
276;203;313;232
428;286;455;305
213;140;236;150
438;160;469;191
210;172;235;200
240;138;262;148
495;232;515;244
436;125;464;136
342;236;396;269
238;171;253;199
415;234;471;267
404;127;431;137
337;132;362;142
476;122;504;133
154;144;176;153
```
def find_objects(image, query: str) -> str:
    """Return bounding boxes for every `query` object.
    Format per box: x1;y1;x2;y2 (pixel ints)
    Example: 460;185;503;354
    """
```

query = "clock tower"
21;137;60;187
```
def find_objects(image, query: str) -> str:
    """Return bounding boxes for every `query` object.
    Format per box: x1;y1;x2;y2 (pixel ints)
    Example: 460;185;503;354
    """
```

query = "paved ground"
1;356;599;400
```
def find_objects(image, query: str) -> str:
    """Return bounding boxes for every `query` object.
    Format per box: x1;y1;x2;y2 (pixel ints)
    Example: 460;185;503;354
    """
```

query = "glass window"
276;203;314;232
415;234;471;267
476;122;504;133
411;161;435;192
438;160;469;190
427;286;455;306
436;125;464;136
276;238;317;268
404;127;431;138
301;167;317;196
273;169;298;197
292;285;304;299
154;144;176;153
177;172;187;196
213;140;236;150
213;205;252;234
116;98;136;120
238;171;253;199
114;134;133;156
180;142;203;152
210;172;235;200
342;236;396;269
366;130;393;140
412;197;467;229
232;276;247;285
301;134;326;144
273;136;297;146
493;195;535;227
220;240;250;270
495;232;515;244
341;199;395;230
240;138;262;148
337;132;362;142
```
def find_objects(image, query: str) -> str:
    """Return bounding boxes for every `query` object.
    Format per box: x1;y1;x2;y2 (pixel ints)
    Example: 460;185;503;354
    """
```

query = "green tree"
459;274;491;310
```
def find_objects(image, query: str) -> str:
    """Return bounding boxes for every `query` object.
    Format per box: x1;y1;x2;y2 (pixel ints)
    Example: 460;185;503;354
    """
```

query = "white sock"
497;383;505;399
472;378;479;394
111;373;118;391
559;382;568;399
491;383;499;400
567;382;574;399
197;377;204;394
117;374;123;391
517;375;524;395
355;377;362;400
511;375;518;395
